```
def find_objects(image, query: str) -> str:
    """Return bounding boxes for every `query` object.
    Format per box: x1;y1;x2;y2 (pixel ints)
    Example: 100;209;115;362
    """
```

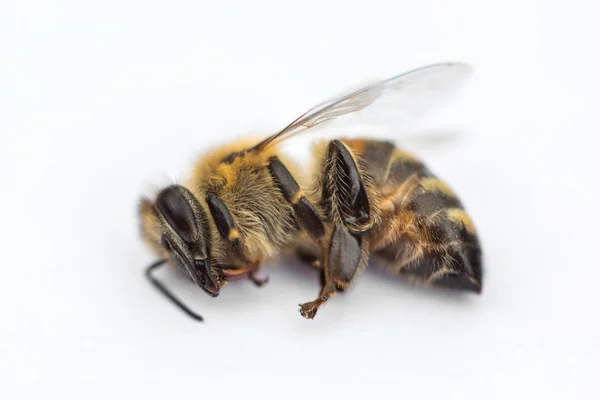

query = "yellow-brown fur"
140;138;305;273
139;135;482;319
191;141;299;264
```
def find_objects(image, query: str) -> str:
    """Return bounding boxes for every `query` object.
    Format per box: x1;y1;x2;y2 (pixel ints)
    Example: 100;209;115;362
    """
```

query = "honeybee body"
139;62;483;320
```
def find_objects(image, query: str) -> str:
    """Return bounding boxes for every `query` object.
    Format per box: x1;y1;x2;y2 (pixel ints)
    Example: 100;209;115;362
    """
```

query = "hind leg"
299;224;369;319
299;139;379;319
320;139;374;234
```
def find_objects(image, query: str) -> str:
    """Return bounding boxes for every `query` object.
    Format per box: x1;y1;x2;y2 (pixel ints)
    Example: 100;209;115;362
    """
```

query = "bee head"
139;185;223;297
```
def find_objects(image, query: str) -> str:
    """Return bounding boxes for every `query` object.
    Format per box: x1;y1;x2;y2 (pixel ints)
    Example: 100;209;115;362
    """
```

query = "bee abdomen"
375;202;482;292
375;207;482;292
372;146;482;292
406;178;462;218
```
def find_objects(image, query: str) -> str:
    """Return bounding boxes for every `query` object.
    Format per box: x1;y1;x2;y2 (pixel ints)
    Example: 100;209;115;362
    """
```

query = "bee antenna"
145;259;205;322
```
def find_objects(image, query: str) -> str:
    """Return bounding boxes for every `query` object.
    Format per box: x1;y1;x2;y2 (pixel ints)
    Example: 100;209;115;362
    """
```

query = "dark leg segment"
327;224;363;283
268;156;325;240
247;260;269;287
249;271;269;287
206;193;250;263
299;224;367;319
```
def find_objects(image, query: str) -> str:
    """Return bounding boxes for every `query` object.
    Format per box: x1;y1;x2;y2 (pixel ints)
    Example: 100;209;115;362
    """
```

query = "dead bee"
139;62;482;321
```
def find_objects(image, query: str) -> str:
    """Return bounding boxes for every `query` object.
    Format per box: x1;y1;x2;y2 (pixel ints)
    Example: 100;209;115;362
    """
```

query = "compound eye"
156;185;199;243
160;235;171;251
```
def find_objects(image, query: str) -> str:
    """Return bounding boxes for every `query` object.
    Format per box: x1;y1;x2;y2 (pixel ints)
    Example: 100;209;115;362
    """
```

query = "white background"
1;1;599;399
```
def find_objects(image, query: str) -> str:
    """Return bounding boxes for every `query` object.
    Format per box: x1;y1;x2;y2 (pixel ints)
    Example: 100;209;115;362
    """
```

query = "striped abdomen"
341;139;483;292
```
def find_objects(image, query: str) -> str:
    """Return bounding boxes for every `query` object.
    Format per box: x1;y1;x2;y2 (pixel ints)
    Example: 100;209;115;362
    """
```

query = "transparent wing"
251;62;471;151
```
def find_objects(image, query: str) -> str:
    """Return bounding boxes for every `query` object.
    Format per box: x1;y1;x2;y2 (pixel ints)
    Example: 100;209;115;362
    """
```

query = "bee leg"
206;193;251;263
299;281;336;319
299;224;367;319
234;259;269;287
322;140;371;234
249;272;269;287
268;156;325;240
248;262;270;287
293;237;322;269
